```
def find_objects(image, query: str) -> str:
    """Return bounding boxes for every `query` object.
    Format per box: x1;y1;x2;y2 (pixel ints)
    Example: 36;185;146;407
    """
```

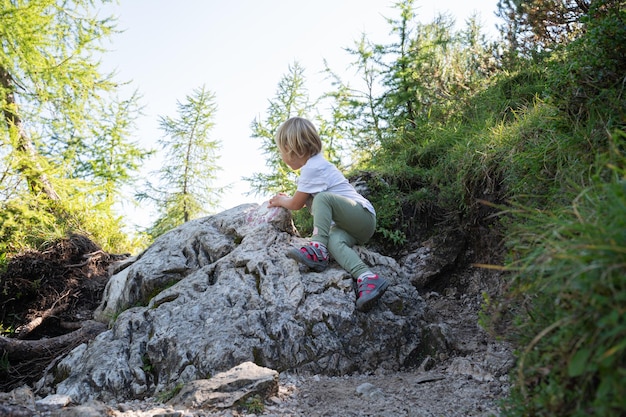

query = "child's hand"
268;193;288;208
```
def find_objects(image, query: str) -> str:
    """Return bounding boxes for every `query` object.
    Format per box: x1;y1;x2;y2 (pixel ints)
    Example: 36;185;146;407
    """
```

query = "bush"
0;189;145;259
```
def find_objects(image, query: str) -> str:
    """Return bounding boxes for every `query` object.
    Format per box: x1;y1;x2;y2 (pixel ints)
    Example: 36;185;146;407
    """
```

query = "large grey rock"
38;203;424;403
169;361;278;409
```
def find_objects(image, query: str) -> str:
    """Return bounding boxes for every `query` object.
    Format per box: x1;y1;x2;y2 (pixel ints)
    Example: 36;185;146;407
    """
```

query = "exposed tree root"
0;233;128;392
1;320;107;361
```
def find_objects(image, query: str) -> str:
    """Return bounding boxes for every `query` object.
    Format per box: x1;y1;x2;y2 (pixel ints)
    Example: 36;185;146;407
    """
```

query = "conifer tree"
329;0;496;153
245;62;312;197
0;0;149;252
140;86;222;238
245;61;347;198
496;0;590;57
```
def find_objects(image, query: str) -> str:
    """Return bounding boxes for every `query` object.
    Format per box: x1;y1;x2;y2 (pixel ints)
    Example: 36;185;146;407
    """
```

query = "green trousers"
310;192;376;278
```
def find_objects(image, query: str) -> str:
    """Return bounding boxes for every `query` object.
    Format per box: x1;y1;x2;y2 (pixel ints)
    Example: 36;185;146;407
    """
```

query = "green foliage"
0;252;6;275
66;93;152;196
245;61;311;197
0;2;622;413
292;208;314;238
245;61;349;234
141;353;154;374
156;382;184;403
0;182;139;255
0;352;9;372
145;279;180;307
490;4;626;413
240;394;264;414
361;174;408;250
495;0;590;58
0;322;13;337
501;142;626;416
326;0;502;247
0;0;150;256
52;364;71;385
0;196;57;254
323;3;625;414
335;0;498;151
139;85;223;239
246;63;349;193
545;0;626;122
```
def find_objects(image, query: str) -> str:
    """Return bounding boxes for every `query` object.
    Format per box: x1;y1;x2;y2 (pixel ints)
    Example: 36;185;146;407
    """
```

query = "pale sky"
99;1;500;229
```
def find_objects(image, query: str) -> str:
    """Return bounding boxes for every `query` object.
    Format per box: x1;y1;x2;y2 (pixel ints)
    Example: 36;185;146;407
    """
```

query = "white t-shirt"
297;153;376;215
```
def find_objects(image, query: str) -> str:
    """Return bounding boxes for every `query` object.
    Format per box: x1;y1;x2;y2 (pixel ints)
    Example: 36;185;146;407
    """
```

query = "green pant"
310;192;376;278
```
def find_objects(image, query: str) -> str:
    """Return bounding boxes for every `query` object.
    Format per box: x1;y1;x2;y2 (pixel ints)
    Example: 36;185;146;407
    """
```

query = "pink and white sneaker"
356;273;389;311
287;242;329;272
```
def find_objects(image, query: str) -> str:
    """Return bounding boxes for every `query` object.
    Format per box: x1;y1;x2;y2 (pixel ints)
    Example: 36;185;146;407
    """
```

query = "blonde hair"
275;117;322;160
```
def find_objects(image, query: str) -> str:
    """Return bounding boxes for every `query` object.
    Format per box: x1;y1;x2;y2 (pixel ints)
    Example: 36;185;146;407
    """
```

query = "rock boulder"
37;203;424;403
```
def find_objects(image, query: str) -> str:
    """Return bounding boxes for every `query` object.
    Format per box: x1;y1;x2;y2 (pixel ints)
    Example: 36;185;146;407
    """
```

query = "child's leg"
289;192;374;273
310;192;376;277
285;192;337;271
327;227;369;278
310;192;376;248
309;193;389;311
328;226;389;311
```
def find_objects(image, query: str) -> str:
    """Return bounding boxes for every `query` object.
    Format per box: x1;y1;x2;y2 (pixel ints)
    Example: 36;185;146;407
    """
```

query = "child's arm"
268;191;309;211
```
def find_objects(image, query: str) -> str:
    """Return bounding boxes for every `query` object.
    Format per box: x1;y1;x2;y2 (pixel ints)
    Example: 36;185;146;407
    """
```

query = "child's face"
280;150;308;170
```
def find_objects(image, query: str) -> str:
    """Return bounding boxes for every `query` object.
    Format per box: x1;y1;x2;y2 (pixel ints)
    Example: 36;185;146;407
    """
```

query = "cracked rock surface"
37;204;425;403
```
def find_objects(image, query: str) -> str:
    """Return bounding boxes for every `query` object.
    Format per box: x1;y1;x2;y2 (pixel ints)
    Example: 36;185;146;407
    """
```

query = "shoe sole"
287;248;328;272
356;279;390;312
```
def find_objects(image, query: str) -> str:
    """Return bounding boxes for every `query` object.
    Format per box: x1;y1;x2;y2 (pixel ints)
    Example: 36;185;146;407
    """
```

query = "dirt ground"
257;277;513;417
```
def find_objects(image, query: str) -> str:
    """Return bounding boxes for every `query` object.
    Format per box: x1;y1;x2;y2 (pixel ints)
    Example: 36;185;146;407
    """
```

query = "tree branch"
0;65;60;201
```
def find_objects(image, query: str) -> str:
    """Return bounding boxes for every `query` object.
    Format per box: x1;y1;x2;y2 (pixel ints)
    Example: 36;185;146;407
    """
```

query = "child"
267;117;389;312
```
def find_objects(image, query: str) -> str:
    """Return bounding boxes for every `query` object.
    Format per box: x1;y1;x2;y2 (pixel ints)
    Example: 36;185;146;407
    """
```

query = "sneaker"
287;242;329;272
356;274;389;312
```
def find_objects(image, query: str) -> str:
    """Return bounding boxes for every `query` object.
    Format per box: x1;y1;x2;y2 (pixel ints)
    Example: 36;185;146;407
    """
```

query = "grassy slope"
365;16;625;416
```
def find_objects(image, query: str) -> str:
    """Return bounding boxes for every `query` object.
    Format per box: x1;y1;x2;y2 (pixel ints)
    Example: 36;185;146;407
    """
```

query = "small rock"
356;382;385;399
35;394;72;411
49;400;107;417
169;361;278;410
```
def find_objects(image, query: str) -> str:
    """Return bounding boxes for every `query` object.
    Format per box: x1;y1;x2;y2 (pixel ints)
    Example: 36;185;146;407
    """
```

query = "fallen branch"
16;290;71;339
65;250;108;268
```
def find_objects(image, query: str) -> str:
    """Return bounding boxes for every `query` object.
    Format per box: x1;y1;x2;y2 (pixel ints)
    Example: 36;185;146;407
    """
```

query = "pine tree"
245;62;312;197
496;0;590;58
0;0;150;253
140;85;222;238
329;0;497;153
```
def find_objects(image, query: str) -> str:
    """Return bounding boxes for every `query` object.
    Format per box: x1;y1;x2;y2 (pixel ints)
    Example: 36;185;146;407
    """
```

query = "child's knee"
311;192;332;210
328;231;350;252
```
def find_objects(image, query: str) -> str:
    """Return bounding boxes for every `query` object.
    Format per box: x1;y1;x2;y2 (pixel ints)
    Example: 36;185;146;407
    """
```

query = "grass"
364;38;626;414
156;382;184;403
496;130;626;416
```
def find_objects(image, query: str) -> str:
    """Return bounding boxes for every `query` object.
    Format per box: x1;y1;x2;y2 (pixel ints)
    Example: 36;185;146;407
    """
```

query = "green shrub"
156;382;184;403
240;394;264;414
0;187;147;260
